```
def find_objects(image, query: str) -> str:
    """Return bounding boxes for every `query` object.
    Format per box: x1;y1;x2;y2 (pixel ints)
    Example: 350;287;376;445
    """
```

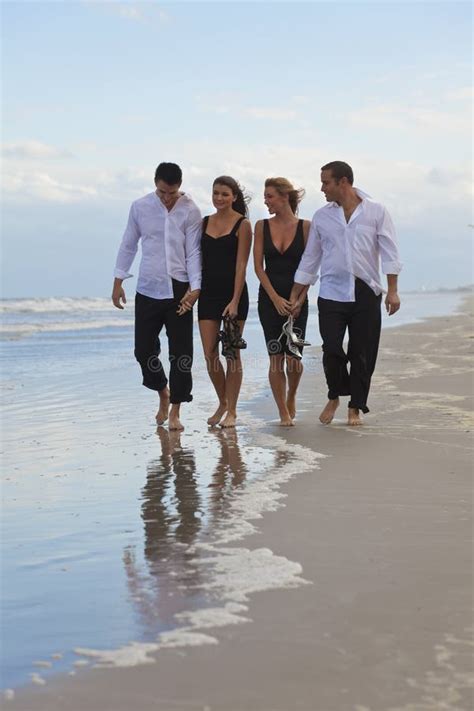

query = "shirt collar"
328;186;371;208
154;191;189;212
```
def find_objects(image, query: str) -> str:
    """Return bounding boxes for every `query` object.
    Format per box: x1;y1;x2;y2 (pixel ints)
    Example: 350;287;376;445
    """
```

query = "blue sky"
2;0;472;297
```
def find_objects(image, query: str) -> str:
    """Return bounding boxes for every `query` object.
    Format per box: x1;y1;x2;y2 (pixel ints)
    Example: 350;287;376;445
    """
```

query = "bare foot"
207;401;227;426
220;412;236;428
319;398;340;424
347;407;363;426
169;404;184;431
286;394;296;420
168;414;184;431
279;408;295;426
155;387;170;425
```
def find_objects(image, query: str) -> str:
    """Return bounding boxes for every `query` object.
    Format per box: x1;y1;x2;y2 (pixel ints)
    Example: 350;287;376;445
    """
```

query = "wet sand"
5;302;473;711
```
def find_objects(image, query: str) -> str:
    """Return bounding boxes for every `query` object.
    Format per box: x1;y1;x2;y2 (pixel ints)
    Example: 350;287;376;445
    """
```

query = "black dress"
198;215;249;321
257;219;309;356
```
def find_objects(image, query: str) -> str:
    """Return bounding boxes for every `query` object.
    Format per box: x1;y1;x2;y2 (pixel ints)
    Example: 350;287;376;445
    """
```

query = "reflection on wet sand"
123;427;202;632
207;428;247;523
143;428;201;558
123;426;250;634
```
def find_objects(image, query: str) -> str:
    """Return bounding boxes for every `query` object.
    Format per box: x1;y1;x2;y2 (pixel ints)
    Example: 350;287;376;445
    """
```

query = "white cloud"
95;168;151;198
3;171;97;204
2;137;472;225
372;66;465;86
292;95;311;105
118;6;142;21
180;143;473;230
346;103;470;134
2;141;72;160
444;86;473;101
195;94;299;122
243;107;298;121
212;106;231;115
89;1;170;24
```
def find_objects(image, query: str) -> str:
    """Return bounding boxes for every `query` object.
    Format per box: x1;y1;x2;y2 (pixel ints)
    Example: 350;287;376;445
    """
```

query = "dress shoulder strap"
202;215;210;233
262;219;274;254
296;219;305;246
262;218;271;243
230;216;246;236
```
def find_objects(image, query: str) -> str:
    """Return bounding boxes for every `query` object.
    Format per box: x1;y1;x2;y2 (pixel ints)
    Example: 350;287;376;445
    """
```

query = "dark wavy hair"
213;175;250;218
321;161;354;185
264;177;305;215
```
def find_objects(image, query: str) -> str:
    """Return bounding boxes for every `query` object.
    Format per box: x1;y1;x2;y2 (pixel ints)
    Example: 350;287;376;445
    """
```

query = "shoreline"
4;300;474;710
0;289;469;342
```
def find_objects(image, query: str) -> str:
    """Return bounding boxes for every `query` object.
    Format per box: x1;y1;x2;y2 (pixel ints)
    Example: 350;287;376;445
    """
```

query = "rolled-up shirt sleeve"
114;203;140;280
378;207;402;275
294;217;322;285
185;206;203;291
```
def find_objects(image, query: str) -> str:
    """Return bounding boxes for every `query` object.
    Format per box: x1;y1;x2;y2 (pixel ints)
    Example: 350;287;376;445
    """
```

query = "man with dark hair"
112;162;202;431
320;160;354;185
290;161;402;425
154;162;182;186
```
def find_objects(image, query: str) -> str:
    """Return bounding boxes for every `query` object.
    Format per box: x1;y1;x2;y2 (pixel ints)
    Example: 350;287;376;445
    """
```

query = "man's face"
155;180;181;210
320;170;342;203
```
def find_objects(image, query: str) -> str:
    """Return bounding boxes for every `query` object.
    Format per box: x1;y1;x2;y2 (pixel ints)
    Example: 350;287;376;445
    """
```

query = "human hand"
272;295;292;316
112;284;127;310
177;288;200;316
222;300;238;318
290;299;302;319
385;291;400;316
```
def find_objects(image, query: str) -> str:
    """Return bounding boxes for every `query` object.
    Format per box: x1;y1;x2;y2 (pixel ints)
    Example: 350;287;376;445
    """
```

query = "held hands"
289;298;302;319
385;291;401;316
112;285;127;310
272;295;292;316
222;300;238;319
177;289;200;316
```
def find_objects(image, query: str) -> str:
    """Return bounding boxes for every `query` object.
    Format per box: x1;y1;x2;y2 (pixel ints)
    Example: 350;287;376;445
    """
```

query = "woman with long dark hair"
254;177;310;426
198;176;252;428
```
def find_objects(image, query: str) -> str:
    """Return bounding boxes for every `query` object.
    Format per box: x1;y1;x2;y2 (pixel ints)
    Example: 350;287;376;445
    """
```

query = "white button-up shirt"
114;191;202;299
294;190;402;301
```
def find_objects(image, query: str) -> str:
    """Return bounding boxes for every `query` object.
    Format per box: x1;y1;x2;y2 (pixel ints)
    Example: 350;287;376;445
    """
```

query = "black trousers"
318;279;382;413
134;281;193;404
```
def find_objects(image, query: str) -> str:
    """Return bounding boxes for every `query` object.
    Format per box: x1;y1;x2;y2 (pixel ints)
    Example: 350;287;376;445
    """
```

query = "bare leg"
285;355;303;420
319;397;340;424
220;353;242;428
221;320;245;428
169;403;184;431
348;407;363;426
269;354;294;426
199;320;227;425
155;386;170;425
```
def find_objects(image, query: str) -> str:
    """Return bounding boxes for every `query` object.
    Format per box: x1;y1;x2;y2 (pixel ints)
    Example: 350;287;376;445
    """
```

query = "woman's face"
264;186;287;214
212;183;235;211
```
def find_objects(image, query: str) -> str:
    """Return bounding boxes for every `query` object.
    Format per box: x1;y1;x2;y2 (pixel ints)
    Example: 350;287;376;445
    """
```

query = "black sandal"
217;315;247;359
226;315;247;350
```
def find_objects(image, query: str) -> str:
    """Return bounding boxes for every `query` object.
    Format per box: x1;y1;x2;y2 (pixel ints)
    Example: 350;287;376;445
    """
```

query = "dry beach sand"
5;301;473;711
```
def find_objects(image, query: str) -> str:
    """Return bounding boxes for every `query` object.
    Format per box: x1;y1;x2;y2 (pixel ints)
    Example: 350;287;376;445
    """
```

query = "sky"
2;0;472;298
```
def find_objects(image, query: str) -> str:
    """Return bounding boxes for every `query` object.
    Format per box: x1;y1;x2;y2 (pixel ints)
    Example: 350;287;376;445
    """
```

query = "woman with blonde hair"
254;177;310;425
198;176;252;428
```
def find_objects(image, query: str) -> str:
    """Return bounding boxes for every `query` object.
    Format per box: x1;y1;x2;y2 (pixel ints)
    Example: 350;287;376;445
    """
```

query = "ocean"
0;290;467;691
